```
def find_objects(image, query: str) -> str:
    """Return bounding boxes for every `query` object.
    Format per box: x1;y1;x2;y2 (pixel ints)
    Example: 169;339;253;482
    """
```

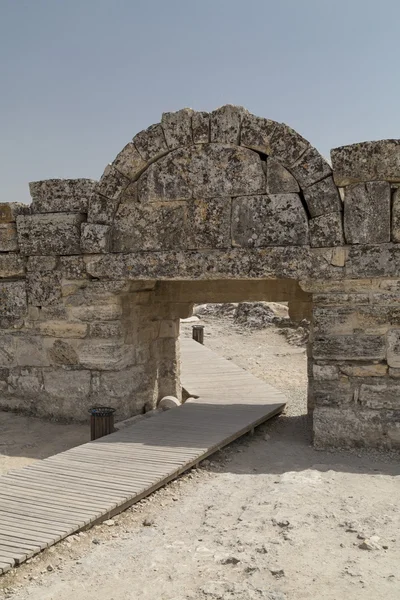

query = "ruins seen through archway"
1;105;400;449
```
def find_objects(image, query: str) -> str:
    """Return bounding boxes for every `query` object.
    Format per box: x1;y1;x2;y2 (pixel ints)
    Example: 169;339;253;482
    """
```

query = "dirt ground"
1;314;400;600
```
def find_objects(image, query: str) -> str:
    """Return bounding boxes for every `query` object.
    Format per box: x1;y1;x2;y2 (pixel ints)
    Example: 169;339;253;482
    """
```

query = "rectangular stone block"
313;406;386;448
339;363;388;377
0;281;27;328
309;213;344;248
331;140;400;186
161;108;194;149
112;143;147;180
27;272;61;306
303;177;342;217
29;179;96;213
387;329;400;367
313;305;400;336
192;111;210;144
0;335;16;367
344;182;390;244
15;336;50;367
312;364;339;380
0;202;30;223
42;369;91;419
210;105;245;144
312;378;353;407
231;194;308;247
89;321;123;337
266;157;299;194
26;320;88;338
27;256;57;272
359;381;400;410
0;254;25;278
345;244;400;278
77;340;134;370
187;197;231;249
0;223;19;251
313;335;386;360
81;223;111;254
133;123;169;163
59;255;88;280
17;213;84;255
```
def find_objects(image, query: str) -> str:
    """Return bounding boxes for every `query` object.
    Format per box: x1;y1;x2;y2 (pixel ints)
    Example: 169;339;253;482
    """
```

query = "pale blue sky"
1;0;399;203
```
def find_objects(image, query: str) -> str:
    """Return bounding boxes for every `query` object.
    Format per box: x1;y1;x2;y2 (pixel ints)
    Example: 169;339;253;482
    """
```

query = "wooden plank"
0;338;285;574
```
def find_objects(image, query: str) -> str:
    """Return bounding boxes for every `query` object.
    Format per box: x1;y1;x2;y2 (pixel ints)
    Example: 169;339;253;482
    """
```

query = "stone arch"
1;105;400;449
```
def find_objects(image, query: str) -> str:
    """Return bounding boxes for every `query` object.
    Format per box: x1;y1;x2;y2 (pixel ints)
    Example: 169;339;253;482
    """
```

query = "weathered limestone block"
240;113;277;155
290;147;332;189
0;223;18;251
312;364;339;380
42;369;91;418
0;254;25;278
266;158;299;193
331;140;400;186
158;320;179;338
339;364;388;377
27;256;57;272
26;320;88;338
192;111;210;143
89;321;123;337
133;123;169;162
188;144;265;198
97;164;131;202
210;105;246;144
59;256;88;280
231;194;308;247
312;378;353;406
359;381;400;410
387;329;400;367
313;335;386;360
391;187;400;242
0;202;30;223
268;123;310;167
29;179;96;213
27;272;61;306
81;223;111;254
313;407;386;448
344;182;390;244
137;149;192;202
77;340;134;370
161;108;193;148
15;336;50;367
64;281;124;322
345;244;400;278
0;336;16;367
313;292;369;306
314;306;400;336
0;281;27;327
87;193;118;225
16;213;84;255
187;197;231;249
309;213;344;248
8;370;42;397
111;201;187;252
49;339;79;365
112;142;147;180
94;367;143;403
303;177;342;217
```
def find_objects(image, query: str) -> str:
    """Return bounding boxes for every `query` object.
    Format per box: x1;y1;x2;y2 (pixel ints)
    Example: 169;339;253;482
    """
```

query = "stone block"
77;340;134;370
97;164;131;201
15;336;50;367
26;320;88;338
59;256;88;280
0;223;19;251
330;247;348;267
339;364;388;377
240;113;277;155
42;369;91;418
313;407;386;449
312;379;353;406
309;213;344;248
16;213;84;255
268;123;310;167
0;254;25;278
27;272;61;306
391;187;400;242
29;179;95;213
313;306;400;336
68;304;122;322
133;123;169;162
266;158;299;193
27;256;57;272
345;244;400;278
387;329;400;367
290;147;332;189
137;149;192;203
0;281;27;327
187;197;231;249
303;177;342;217
48;339;79;365
0;335;16;367
111;201;187;252
161;108;194;148
0;203;30;223
112;142;147;180
344;182;390;244
7;369;42;397
89;321;123;337
87;193;119;225
231;194;308;247
359;382;400;410
192;111;210;143
210;105;246;144
331;140;400;186
312;364;339;380
313;335;386;360
81;223;111;254
158;320;179;338
313;292;369;306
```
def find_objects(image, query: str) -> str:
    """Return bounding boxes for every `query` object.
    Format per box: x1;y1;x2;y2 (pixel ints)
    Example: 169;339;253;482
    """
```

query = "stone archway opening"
1;105;400;449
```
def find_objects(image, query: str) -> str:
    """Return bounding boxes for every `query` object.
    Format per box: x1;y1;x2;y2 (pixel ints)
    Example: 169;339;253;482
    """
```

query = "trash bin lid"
89;406;116;416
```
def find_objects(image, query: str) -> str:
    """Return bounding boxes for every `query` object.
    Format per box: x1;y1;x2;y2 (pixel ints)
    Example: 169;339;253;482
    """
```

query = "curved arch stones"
1;104;400;449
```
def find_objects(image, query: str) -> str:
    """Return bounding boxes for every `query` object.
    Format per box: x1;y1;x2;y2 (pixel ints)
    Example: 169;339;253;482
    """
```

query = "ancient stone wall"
1;105;400;448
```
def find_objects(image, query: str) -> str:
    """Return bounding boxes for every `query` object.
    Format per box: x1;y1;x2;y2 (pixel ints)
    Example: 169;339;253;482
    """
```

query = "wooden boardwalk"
0;338;286;574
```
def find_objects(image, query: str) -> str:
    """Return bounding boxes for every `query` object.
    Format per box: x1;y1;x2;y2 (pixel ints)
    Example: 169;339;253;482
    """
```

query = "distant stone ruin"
1;105;400;448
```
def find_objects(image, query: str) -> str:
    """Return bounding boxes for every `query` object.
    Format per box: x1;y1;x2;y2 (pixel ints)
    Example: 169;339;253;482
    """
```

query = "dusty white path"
1;316;400;600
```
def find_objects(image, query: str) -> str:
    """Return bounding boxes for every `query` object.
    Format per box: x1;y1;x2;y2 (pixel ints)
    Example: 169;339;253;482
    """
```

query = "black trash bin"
192;324;205;344
89;406;116;441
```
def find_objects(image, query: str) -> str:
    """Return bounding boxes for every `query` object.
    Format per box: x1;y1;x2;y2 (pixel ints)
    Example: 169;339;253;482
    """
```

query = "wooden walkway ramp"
0;338;286;574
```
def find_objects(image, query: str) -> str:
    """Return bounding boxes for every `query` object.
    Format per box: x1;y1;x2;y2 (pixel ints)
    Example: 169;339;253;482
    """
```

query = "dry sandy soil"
1;313;400;600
